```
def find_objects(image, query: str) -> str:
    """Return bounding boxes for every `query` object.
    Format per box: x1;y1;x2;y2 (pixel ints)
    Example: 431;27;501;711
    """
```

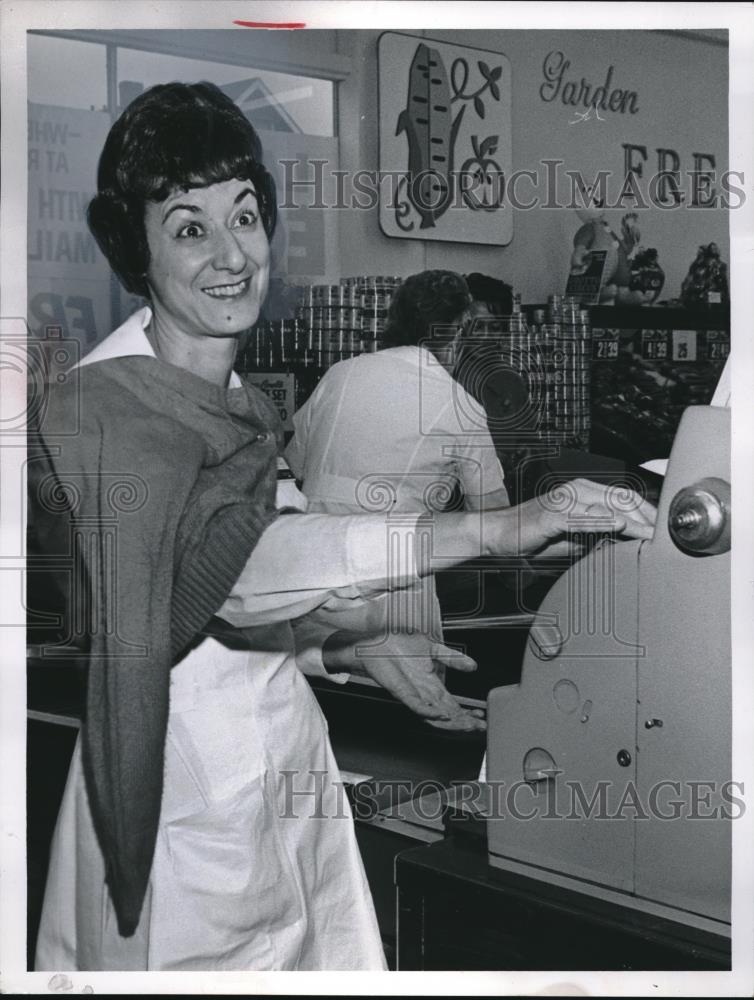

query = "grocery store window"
27;33;336;135
27;31;341;349
110;47;340;296
116;48;335;136
27;34;108;110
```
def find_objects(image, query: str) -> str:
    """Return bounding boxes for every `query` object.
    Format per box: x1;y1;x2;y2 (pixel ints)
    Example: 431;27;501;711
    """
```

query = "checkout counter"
26;399;731;972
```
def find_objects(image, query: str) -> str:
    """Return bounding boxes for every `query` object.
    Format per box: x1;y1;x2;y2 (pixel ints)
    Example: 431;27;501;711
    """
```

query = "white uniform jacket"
284;345;510;651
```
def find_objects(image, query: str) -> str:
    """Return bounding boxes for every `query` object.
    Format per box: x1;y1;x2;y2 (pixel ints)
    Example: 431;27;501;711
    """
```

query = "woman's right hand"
413;479;656;577
509;478;657;557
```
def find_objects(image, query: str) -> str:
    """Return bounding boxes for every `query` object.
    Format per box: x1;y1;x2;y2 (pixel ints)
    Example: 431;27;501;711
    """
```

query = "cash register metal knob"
523;748;559;784
528;622;564;660
667;477;730;556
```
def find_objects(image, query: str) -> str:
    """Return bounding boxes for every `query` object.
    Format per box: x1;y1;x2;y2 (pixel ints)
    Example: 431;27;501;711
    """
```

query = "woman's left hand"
323;630;486;731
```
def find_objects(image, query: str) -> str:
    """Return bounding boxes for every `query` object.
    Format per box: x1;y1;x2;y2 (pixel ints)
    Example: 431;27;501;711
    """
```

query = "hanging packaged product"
628;247;665;304
680;243;729;306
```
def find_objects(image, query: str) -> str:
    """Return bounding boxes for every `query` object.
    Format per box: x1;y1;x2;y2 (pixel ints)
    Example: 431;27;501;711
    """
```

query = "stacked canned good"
539;295;591;448
296;285;349;367
350;276;402;353
236;317;317;420
293;276;402;369
462;292;590;448
238;276;403;379
526;306;548;427
240;318;310;372
505;294;541;439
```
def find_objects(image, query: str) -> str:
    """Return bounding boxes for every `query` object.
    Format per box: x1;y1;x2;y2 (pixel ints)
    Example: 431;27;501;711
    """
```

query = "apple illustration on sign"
461;135;505;211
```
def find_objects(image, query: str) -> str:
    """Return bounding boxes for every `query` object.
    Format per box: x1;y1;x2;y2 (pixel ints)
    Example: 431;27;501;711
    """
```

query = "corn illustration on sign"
378;32;512;245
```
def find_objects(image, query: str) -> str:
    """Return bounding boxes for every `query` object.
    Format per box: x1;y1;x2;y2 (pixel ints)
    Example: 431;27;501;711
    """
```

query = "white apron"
35;625;386;971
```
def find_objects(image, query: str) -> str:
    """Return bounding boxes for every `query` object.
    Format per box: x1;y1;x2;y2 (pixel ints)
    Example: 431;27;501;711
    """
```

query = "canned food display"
287;276;402;368
235;280;594;450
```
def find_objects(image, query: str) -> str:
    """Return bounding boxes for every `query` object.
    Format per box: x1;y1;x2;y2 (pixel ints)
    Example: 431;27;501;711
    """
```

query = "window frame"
28;28;348;136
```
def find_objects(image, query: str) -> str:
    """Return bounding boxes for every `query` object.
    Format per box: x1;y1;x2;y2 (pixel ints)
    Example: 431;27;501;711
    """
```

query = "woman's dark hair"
87;81;277;298
464;273;514;317
382;270;471;348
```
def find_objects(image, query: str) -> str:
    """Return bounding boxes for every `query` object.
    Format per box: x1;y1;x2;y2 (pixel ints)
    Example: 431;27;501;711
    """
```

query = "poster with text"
27;103;113;351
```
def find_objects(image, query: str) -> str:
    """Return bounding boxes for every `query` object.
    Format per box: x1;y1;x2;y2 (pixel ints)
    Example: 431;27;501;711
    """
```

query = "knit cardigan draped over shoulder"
28;356;281;937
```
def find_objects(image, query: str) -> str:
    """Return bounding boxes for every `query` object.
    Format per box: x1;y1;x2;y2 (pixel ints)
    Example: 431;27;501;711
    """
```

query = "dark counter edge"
396;832;731;970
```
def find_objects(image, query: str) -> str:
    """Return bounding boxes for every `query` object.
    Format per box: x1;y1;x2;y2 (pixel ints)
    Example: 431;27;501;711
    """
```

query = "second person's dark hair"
382;270;471;348
464;273;514;317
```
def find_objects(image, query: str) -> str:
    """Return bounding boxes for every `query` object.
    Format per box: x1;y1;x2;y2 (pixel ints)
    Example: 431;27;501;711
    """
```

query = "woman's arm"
218;512;425;627
217;480;656;629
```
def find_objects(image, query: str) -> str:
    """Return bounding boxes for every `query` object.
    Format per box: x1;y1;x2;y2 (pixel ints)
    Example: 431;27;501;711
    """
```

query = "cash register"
487;402;731;935
395;398;731;969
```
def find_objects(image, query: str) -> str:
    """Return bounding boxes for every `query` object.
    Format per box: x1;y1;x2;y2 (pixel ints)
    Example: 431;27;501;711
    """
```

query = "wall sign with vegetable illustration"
378;32;512;245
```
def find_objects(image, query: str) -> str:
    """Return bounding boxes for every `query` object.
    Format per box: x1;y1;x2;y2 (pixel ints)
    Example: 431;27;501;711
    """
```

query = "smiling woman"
31;82;393;973
29;80;657;974
142;179;271;380
85;82;276;383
